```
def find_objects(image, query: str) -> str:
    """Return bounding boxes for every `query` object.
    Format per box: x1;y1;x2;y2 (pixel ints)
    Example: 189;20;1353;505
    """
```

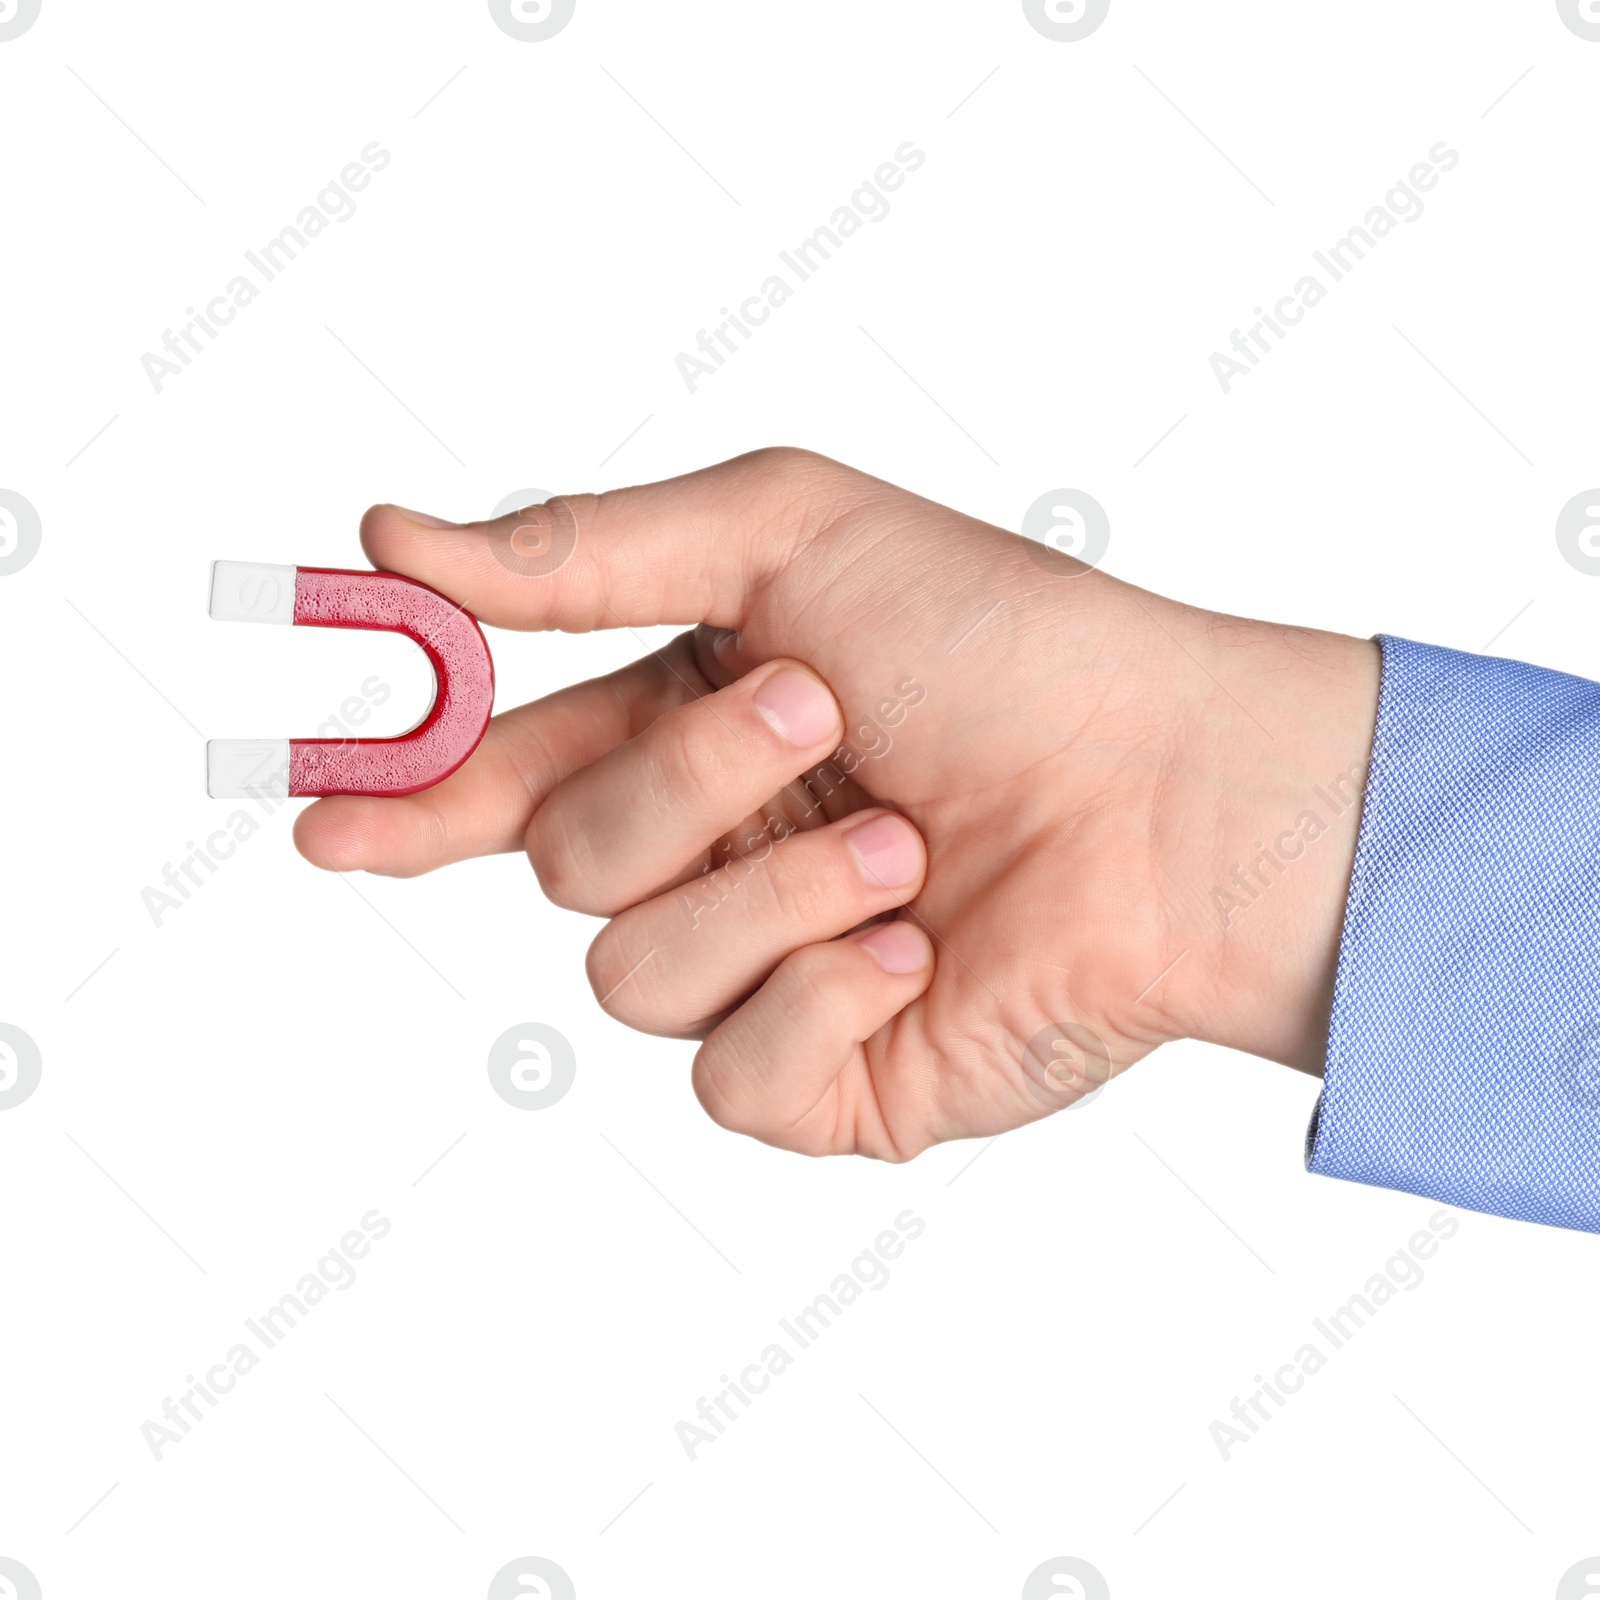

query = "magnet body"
207;561;494;799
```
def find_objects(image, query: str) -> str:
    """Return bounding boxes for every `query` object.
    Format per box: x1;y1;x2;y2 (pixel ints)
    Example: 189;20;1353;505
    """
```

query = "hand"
295;449;1380;1160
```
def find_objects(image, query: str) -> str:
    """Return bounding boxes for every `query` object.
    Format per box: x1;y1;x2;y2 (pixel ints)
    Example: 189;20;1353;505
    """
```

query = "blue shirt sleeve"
1307;634;1600;1231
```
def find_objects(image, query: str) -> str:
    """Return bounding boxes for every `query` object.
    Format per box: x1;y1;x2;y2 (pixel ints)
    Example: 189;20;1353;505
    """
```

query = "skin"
295;448;1381;1161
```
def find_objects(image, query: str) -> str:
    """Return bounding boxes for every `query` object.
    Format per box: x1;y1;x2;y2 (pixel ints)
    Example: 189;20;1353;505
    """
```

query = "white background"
3;2;1599;1597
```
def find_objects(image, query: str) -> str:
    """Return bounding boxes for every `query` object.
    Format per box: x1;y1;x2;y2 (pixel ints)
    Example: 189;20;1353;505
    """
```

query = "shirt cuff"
1307;634;1600;1231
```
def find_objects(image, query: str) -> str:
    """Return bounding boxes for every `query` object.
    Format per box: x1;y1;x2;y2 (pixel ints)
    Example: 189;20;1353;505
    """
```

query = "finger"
528;658;843;915
587;808;927;1037
691;922;935;1158
362;447;854;634
293;634;711;876
690;624;757;690
690;624;913;780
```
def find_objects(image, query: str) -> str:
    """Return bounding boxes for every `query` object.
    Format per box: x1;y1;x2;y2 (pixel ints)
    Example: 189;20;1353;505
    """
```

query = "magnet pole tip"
209;561;296;624
207;739;290;799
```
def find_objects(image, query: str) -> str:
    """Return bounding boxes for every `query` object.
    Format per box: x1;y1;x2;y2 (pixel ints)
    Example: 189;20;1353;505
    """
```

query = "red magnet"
206;562;494;798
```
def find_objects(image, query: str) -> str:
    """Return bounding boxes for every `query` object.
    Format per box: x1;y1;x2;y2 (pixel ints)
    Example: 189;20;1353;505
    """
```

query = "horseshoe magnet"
206;562;494;798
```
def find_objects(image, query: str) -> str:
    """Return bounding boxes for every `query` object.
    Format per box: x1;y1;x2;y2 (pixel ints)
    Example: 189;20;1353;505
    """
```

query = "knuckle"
526;803;605;913
777;941;852;1011
547;489;603;530
751;847;833;929
741;448;860;539
651;704;735;818
584;925;623;1012
585;925;646;1025
745;445;849;492
587;923;702;1037
746;444;826;477
691;1043;760;1136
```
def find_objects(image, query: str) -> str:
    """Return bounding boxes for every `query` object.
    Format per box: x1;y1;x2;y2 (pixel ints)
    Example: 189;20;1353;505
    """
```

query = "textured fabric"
1308;634;1600;1232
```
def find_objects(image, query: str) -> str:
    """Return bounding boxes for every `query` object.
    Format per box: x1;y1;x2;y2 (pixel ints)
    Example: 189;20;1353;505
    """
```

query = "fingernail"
858;922;928;975
753;668;839;748
711;628;741;661
390;505;461;529
845;812;922;889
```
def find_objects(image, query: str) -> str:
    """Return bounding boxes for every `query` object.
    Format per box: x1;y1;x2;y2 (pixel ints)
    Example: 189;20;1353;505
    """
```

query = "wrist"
1153;611;1382;1072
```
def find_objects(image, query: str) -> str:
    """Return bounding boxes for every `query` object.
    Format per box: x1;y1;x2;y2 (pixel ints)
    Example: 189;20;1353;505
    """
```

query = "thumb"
360;447;853;635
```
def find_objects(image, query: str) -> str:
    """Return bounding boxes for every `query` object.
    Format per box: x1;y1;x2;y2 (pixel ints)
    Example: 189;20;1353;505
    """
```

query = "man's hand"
295;449;1381;1160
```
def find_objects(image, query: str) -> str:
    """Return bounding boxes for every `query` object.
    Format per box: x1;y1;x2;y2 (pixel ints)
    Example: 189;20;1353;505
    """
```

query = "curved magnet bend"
206;562;495;799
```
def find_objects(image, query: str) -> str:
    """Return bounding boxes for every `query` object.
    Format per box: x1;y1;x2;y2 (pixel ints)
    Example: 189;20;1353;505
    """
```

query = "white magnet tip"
209;561;296;624
207;739;290;799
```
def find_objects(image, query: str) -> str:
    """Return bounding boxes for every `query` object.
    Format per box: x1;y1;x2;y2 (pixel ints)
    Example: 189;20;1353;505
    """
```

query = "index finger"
363;447;856;635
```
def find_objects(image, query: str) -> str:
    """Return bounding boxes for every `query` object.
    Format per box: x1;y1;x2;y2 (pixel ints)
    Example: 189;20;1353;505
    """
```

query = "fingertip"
853;920;933;976
751;663;842;751
359;503;468;575
385;504;463;530
358;504;409;574
842;809;926;897
293;797;389;875
691;623;748;688
359;500;587;629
